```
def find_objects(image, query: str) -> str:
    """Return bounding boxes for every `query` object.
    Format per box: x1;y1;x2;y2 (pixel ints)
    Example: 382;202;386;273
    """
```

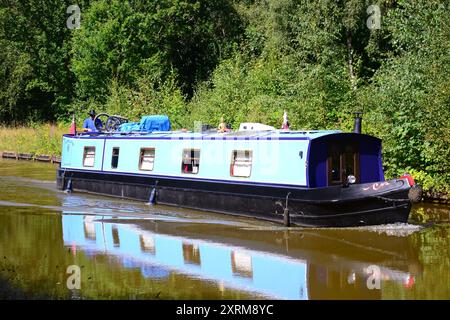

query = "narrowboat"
62;213;420;299
56;114;420;227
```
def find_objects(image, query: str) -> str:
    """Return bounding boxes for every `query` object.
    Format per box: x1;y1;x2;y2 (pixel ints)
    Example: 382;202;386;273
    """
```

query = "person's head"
88;109;96;119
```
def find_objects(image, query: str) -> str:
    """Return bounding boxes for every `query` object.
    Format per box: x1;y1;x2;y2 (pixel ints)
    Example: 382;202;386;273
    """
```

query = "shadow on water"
0;158;449;299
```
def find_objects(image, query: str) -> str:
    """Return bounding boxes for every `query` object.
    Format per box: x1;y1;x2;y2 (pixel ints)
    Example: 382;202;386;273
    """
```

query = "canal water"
0;158;449;300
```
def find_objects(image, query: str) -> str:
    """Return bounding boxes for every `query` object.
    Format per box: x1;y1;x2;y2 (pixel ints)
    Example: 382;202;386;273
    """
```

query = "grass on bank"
0;123;67;156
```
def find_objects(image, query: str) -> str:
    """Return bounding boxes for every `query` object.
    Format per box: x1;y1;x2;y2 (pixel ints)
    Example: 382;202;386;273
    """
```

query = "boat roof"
71;129;343;140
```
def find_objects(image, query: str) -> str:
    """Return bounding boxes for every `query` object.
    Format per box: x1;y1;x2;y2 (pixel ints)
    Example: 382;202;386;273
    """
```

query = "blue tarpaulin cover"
118;122;140;132
118;115;171;132
139;115;171;132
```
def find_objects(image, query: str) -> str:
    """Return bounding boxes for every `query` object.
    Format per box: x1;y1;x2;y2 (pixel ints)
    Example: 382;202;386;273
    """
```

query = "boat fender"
408;185;423;203
148;188;156;205
148;181;159;205
64;179;73;194
400;173;415;187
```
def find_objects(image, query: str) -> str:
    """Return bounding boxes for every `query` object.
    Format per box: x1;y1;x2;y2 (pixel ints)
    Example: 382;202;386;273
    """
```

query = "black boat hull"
56;168;412;227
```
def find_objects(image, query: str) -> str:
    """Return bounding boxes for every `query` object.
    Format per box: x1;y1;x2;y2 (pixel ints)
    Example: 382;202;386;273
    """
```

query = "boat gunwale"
59;167;410;203
63;133;313;141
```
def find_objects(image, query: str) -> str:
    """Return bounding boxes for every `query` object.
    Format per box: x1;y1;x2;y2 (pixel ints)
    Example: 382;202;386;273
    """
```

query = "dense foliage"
0;0;448;196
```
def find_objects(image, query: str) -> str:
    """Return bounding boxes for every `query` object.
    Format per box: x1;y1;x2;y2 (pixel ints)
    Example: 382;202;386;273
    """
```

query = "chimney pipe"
353;112;363;134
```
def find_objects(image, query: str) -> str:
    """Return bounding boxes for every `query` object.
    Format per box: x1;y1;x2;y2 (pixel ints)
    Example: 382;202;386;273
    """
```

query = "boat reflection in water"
62;214;421;299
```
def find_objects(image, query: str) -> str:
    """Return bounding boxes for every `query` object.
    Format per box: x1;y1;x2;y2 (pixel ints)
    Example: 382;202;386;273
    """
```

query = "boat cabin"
308;132;384;187
61;124;384;189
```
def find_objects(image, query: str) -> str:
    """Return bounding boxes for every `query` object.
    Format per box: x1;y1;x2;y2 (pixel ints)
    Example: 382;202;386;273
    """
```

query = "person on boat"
82;109;103;132
218;116;228;133
281;110;290;130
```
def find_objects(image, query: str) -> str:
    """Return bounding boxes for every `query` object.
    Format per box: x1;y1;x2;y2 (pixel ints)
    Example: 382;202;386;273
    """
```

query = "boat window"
344;145;355;177
83;146;96;167
231;251;253;278
111;147;120;169
139;148;155;171
83;217;96;240
327;143;360;185
182;243;201;265
112;226;120;247
230;150;252;177
181;149;200;174
139;234;155;254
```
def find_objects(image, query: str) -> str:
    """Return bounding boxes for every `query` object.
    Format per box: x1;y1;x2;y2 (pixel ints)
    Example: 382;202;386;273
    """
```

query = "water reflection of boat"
139;234;155;254
83;215;96;240
231;251;253;278
62;214;421;299
182;243;201;265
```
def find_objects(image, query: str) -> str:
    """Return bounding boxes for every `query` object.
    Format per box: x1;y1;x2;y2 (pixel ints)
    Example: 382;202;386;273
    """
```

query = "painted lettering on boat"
176;304;210;317
362;181;390;191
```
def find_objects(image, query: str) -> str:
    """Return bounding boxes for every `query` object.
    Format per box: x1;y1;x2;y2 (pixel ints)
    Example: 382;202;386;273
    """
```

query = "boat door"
327;143;360;185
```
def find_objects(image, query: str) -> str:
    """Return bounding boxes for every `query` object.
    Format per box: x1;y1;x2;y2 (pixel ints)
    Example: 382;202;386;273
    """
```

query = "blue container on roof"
140;115;171;132
118;115;171;133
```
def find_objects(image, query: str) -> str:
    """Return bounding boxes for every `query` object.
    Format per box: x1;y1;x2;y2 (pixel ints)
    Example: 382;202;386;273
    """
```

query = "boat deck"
71;129;342;140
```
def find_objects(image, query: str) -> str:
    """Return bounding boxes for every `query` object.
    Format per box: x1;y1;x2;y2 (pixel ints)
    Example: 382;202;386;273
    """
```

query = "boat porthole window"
82;146;96;167
111;147;120;169
230;150;252;178
139;148;155;171
181;149;200;174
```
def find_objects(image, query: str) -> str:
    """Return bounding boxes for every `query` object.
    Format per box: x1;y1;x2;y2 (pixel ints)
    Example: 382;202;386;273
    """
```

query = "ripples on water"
0;159;449;299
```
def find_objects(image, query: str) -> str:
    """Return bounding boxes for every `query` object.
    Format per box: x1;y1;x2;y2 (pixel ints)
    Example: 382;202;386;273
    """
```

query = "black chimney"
353;111;363;134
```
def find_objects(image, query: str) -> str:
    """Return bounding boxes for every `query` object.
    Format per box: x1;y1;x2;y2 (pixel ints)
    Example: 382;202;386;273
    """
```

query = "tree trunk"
346;31;357;91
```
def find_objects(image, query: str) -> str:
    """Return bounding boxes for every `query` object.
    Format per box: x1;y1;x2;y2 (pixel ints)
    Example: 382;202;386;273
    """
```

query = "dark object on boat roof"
200;124;215;132
353;111;363;134
93;113;129;132
117;115;171;133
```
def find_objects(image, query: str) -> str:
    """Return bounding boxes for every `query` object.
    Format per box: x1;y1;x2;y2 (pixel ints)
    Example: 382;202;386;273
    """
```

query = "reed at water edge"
0;123;67;157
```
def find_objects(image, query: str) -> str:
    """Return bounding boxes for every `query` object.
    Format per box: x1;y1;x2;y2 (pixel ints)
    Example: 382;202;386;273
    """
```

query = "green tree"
71;0;243;103
0;0;90;122
362;0;450;194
